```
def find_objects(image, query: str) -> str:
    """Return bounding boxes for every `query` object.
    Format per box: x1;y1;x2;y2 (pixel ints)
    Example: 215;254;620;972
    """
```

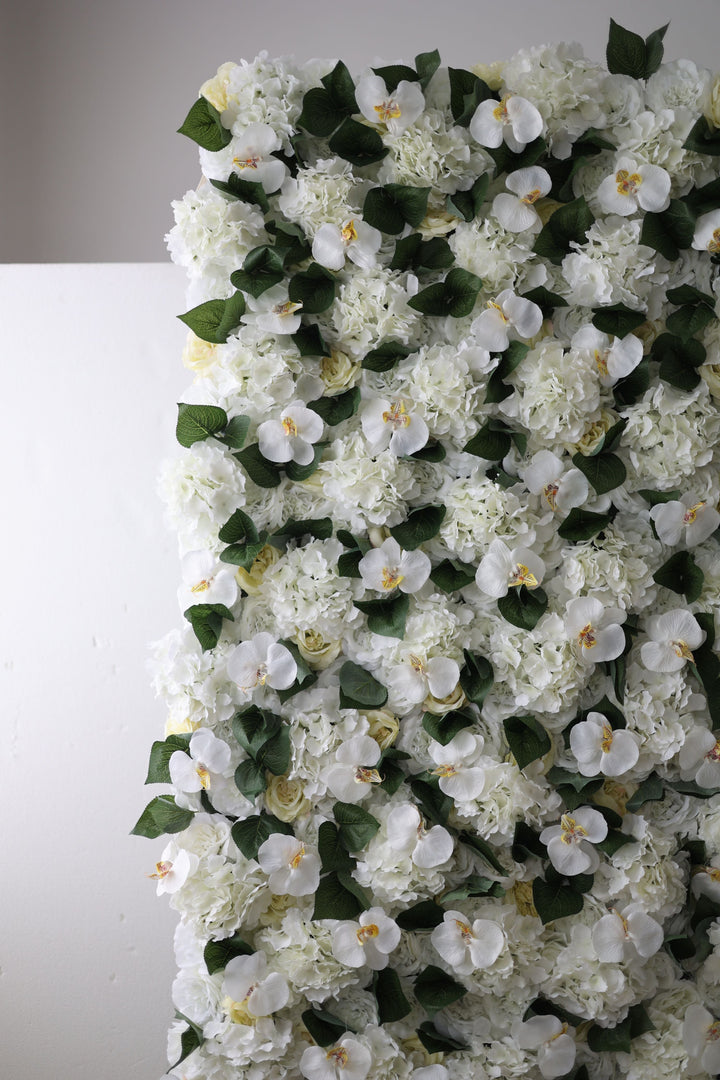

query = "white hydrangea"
284;686;369;801
645;60;712;115
190;330;302;421
260;538;358;640
438;470;544;562
450;217;536;294
623;659;704;771
277;158;360;235
613;108;713;191
562;216;667;315
313;431;419;531
169;851;269;938
453;759;560;842
383;343;486;445
221;52;306;144
593;819;688;921
326;267;423;358
255;908;358;1002
148;626;237;732
554;514;661;612
622;983;700;1080
379;108;491;192
159;442;247;555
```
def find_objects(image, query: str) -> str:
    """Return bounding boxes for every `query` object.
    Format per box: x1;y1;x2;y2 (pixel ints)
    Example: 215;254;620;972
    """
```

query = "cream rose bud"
355;73;425;134
361;397;429;457
148;845;197;896
389;652;460;705
471;289;543;352
475;539;545;598
516;1015;577;1080
523;449;589;513
591;903;664;963
264;774;310;821
177;549;238;613
470;94;543;152
541;807;608;875
570;324;644;388
387;803;454;868
564;597;626;665
570;712;639;777
597;155;671;216
429;729;487;802
679;727;720;789
312;218;382;271
650;494;720;547
640;609;706;673
326;734;383;804
169;729;232;795
331;907;401;970
257;833;321;896
683;1004;720;1077
492;166;552;232
431;910;504;975
227;632;298;694
692;209;720;254
358;537;431;595
223;952;289;1020
301;1035;372;1080
257;401;324;466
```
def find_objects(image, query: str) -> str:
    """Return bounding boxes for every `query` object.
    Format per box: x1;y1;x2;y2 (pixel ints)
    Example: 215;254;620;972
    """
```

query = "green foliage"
355;591;409;638
176;403;228;447
184;603;234;652
684;115;720;157
361;340;413;372
307;387;361;426
390;504;446;549
533;197;594;263
230;246;285;297
446;173;490;221
131;795;193;839
203;935;254;975
408;268;482;318
430;558;477;592
503;714;552;770
497;586;549;630
606;18;668;79
234;444;284;488
592;305;646;337
558;507;614;542
423;707;477;746
448;67;493;127
210;174;270;212
312;871;370;919
653;331;705;392
178;292;246;344
572;450;627;496
373;969;412;1023
464;419;512;461
329;117;388;166
302;1006;355;1047
338;661;389;709
231;814;293;860
460;649;494;708
416;1022;468;1054
396;900;446;930
414;965;467;1017
178;97;232;150
532;876;585;924
654;551;705;604
390;235;454;273
363;184;431;234
288;264;336;314
145;734;191;784
641;200;696;260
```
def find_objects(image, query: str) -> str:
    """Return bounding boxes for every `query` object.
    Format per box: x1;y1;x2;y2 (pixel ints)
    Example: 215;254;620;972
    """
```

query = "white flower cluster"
148;30;720;1080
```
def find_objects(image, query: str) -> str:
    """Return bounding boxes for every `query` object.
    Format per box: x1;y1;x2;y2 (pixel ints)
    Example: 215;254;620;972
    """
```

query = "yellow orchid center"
683;501;705;524
493;95;510;123
289;844;306;869
672;639;695;662
708;1021;720;1042
487;299;508;322
226;991;256;1026
543;481;559;510
357;923;379;943
610;906;629;935
196;765;210;790
454;919;475;941
409;653;425;674
382;399;411;429
233;155;261;170
432;763;458;779
578;623;597;650
706;741;720;763
521;188;542;205
600;724;614;754
190;577;212;593
148;860;173;880
616;169;643;196
355;766;382;785
508;562;538;589
241;664;269;692
273;300;302;317
594;349;610;376
374;98;402;122
549;1022;569;1042
381;566;404;590
341;220;359;244
708;868;720;882
327;1047;350;1067
708;228;720;254
560;813;588;844
282;416;298;437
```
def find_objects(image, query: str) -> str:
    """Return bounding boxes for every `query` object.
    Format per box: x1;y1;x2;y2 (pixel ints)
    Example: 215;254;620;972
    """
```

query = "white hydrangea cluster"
147;31;720;1080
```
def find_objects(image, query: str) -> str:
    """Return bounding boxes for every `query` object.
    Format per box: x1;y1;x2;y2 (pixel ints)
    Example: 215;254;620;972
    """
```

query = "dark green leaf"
338;550;363;578
606;19;648;78
558;507;614;541
613;356;650;407
587;1014;632;1054
460;649;494;708
409;776;453;827
131;795;193;839
430;558;477;592
684;176;720;215
219;414;250;450
654;331;706;392
390;234;454;273
547;766;606;793
489;136;547;177
231;252;284;300
178;292;245;344
170;1019;203;1069
458;832;506;874
231;813;293;860
307;387;360;426
423;707;477;746
285;441;327;482
297;86;344;137
572;451;626;496
442;875;505;903
641;200;696;260
329;117;388;167
396;900;446;930
377;748;409;796
362;340;413;372
219;508;259;545
389;504;446;550
176;403;228;447
266;219;312;266
338;661;388;709
414;965;467;1017
409;268;482;318
355;591;409;639
233;758;267;799
498;586;549;631
318;821;354;873
533;197;595;264
256;725;291;775
594;417;628;455
532;877;585;924
415;49;441;90
446;173;490;221
374;968;412;1023
220;537;267;569
210;174;270;212
232;705;280;756
448;67;492;127
235;443;283;488
270;517;333;543
683;115;720;157
184;603;234;652
503;713;551;771
203;935;253;975
178;97;232;151
409;441;446;463
512;821;547;862
145;734;191;784
416;1022;468;1054
292;322;328;357
321;60;358;113
644;23;669;76
276;638;318;702
521;286;568;312
372;64;419;92
302;1007;354;1047
289;264;336;314
694;612;720;728
626;772;664;812
666;303;715;341
654;551;705;604
363;184;431;234
464;420;511;460
667;284;716;308
592;305;646;337
312;871;368;919
333;802;381;851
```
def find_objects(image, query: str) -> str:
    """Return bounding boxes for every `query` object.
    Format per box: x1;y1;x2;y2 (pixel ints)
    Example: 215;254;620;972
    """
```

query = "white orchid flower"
361;397;429;457
523;449;589;513
386;803;454;868
355;73;425;134
358;537;431;594
388;651;460;705
312;217;382;271
243;284;303;336
516;1015;577;1080
475;539;545;599
492;166;552;232
470;94;543;152
692;209;720;253
147;843;197;896
569;711;640;777
571;324;644;388
326;734;383;804
597;155;671;216
679;726;720;789
301;1035;372;1080
169;729;232;795
223;952;289;1022
257;834;321;896
540;806;608;875
592;903;664;963
683;1004;720;1078
564;597;626;665
200;122;288;192
650;494;720;547
691;861;720;902
331;907;401;970
471;289;543;352
411;1069;448;1080
428;729;487;802
177;550;238;613
257;400;324;466
227;632;298;695
640;609;705;672
431;909;505;974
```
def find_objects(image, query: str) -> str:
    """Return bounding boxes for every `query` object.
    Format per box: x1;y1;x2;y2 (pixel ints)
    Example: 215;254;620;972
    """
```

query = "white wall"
2;264;189;1080
3;0;720;262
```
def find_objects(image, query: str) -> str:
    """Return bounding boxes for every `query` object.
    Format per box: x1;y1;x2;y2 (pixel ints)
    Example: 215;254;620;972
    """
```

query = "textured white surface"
2;264;190;1079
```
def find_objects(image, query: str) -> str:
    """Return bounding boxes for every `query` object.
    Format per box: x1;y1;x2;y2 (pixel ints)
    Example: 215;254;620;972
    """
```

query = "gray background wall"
3;0;720;263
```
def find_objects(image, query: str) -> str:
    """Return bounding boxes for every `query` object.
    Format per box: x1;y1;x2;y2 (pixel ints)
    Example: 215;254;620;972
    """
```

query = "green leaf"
220;537;267;569
592;305;646;338
372;63;419;92
459;831;506;874
230;246;285;298
232;705;280;756
220;414;250;450
321;60;358;113
415;965;467;1017
307;387;360;426
203;934;254;975
390;234;454;273
694;613;720;728
641;200;696;260
377;748;409;796
178;97;232;151
503;713;551;771
409;441;446;463
423;707;477;746
339;661;388;709
430;558;477;592
361;340;413;372
144;734;191;784
654;331;705;392
558;507;613;542
613;356;650;407
329;117;388;167
312;871;368;919
512;821;548;862
644;23;670;76
625;772;664;812
298;86;345;137
448;67;492;127
176;403;228;448
666;303;715;341
210;174;270;212
409;268;482;318
489;136;547;176
233;758;267;800
235;443;283;488
270;517;333;543
333;802;381;851
639;487;683;507
409;776;453;827
256;726;291;775
416;1022;468;1054
597;828;634;857
178;292;246;344
231;813;293;860
654;551;705;603
289;264;336;314
184;602;234;652
395;900;446;930
446;173;490;221
442;875;506;903
684;115;720;157
363;184;431;234
415;49;441;90
389;504;446;550
266;219;312;266
293;322;328;358
286;441;327;482
219;508;259;545
131;795;193;839
302;1006;354;1047
533;197;594;264
667;284;717;308
684;176;720;216
606;18;649;78
355;591;409;639
521;286;569;312
170;1016;203;1070
460;649;494;708
497;585;549;631
318;821;355;873
374;968;412;1023
572;451;626;496
587;1014;633;1054
464;419;511;460
532;877;585;924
